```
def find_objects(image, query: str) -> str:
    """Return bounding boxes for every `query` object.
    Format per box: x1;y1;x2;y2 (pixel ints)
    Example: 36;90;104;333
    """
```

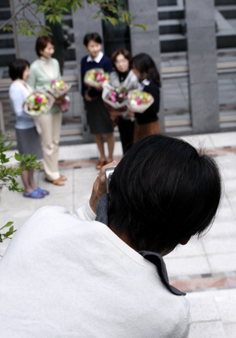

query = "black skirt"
16;127;43;160
85;97;113;135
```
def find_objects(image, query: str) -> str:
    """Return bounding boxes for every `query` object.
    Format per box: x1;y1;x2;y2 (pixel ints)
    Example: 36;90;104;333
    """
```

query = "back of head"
108;135;221;254
9;59;30;81
132;53;161;87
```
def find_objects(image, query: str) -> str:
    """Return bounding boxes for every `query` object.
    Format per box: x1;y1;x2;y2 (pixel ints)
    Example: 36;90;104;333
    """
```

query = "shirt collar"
138;78;150;91
87;51;104;63
142;79;150;86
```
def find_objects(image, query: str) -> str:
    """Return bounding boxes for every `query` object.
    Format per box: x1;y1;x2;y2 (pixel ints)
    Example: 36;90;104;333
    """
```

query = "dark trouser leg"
118;118;134;154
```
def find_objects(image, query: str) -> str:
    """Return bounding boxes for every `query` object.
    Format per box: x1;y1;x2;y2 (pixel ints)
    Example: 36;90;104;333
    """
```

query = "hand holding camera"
89;161;118;214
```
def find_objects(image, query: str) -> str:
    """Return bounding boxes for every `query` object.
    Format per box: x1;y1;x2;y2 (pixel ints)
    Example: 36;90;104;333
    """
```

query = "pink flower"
111;97;116;102
36;95;42;104
136;98;142;105
129;94;135;100
144;99;148;104
121;93;126;98
111;91;116;97
51;79;56;84
98;77;105;82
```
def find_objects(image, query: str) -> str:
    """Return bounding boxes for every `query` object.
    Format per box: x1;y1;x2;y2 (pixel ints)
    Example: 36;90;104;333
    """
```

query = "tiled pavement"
0;131;236;338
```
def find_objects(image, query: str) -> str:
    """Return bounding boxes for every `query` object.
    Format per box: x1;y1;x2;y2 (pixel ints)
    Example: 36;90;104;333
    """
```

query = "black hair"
132;53;161;87
111;48;132;70
83;32;102;46
35;36;54;57
9;59;30;81
108;135;221;254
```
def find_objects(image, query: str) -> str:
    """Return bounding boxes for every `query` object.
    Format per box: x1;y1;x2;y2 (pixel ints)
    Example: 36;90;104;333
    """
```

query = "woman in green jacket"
28;36;66;186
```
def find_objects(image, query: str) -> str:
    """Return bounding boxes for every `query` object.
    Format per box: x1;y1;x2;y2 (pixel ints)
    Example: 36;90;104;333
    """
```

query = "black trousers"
118;118;134;154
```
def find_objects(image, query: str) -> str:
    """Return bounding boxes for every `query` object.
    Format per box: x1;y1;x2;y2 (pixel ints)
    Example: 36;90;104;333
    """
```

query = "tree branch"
0;1;31;31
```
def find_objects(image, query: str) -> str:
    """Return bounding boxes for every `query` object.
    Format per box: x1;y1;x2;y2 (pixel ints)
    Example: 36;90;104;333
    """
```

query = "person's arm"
74;160;118;221
27;65;36;89
9;85;27;118
55;58;61;80
80;58;86;98
135;84;160;121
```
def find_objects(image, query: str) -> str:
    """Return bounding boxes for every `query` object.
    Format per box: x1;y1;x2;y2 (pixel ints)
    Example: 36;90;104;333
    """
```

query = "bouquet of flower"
102;83;128;110
23;91;54;116
84;68;109;89
127;89;154;113
45;79;71;98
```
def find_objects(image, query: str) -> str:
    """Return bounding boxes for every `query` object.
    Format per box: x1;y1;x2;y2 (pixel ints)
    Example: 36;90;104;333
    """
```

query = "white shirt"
0;202;190;338
9;80;35;130
138;78;150;91
87;51;104;63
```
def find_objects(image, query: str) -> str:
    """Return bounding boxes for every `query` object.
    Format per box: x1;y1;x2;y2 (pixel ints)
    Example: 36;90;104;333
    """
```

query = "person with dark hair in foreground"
0;135;221;337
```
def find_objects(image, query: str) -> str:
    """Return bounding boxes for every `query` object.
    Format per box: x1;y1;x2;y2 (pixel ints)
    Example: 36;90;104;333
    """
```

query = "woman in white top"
8;59;48;198
28;36;66;186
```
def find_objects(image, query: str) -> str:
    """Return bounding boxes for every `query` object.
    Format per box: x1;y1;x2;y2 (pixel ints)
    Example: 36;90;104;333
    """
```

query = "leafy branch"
0;134;41;244
0;222;15;243
0;0;146;36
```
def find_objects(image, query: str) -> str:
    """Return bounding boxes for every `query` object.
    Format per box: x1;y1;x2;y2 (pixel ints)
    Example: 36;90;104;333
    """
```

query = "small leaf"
133;24;147;31
0;222;13;231
106;17;118;26
14;153;22;161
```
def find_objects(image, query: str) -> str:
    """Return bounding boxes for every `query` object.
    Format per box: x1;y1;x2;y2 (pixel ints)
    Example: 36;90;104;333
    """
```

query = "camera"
105;167;115;193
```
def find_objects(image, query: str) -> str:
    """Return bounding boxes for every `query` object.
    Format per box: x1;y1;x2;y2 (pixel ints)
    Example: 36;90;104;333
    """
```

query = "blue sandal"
37;187;50;196
23;189;45;199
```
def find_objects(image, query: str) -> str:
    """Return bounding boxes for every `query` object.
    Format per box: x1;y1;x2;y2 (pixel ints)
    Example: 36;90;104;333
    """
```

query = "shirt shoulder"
102;55;112;64
51;58;59;65
81;55;88;63
30;59;39;70
144;82;160;96
9;82;22;96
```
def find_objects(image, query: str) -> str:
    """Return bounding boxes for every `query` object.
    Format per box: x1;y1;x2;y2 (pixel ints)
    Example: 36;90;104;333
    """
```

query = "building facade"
0;0;235;142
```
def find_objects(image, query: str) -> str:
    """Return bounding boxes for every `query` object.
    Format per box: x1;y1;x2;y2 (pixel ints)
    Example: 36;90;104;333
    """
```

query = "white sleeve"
9;85;26;117
74;200;96;221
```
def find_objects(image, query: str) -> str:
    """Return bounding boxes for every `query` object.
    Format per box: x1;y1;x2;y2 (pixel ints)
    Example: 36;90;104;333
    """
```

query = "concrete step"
215;0;236;5
0;8;11;20
0;20;12;34
0;47;15;67
217;5;236;19
0;33;14;48
0;1;9;8
158;6;185;20
160;34;187;53
159;19;184;35
216;32;236;49
158;0;178;6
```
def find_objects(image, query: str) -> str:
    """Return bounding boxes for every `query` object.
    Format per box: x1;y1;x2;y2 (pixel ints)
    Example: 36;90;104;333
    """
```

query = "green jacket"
28;58;61;115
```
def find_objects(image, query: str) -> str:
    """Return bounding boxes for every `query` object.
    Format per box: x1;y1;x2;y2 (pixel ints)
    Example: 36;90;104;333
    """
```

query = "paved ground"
0;131;236;338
